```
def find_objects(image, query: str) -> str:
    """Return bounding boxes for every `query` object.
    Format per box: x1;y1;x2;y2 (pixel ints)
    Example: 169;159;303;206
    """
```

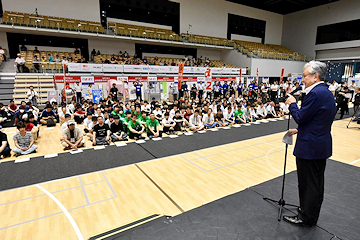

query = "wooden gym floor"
0;119;359;239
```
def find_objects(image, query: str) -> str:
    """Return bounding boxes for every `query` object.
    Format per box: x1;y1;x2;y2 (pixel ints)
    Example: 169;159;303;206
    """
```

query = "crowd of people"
0;78;359;159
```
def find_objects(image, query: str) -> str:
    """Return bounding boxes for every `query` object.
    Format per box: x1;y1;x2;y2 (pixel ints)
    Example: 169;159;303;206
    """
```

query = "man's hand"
105;136;110;142
288;129;298;136
285;94;296;105
93;140;96;145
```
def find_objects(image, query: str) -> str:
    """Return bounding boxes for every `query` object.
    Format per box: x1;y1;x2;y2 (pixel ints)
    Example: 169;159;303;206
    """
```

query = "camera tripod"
346;105;360;129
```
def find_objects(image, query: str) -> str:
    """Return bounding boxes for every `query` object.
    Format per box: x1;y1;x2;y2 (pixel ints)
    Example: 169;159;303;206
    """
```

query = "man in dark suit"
284;61;336;226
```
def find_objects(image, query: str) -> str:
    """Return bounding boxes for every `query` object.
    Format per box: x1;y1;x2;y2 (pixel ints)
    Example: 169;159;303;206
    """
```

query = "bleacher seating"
108;22;182;42
182;34;234;47
234;40;308;61
13;75;56;105
2;11;105;33
22;50;81;72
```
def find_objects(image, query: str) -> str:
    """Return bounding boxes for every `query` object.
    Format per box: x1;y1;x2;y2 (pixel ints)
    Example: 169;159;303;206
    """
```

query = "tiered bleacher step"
13;75;55;105
0;73;15;105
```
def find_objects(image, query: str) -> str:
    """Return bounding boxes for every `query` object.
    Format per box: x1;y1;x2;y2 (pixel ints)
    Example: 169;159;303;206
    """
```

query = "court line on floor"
135;164;185;213
0;180;105;206
79;176;90;205
35;184;84;240
350;159;360;165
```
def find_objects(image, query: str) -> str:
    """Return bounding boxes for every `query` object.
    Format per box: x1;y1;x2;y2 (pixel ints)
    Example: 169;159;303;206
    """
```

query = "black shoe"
283;215;314;227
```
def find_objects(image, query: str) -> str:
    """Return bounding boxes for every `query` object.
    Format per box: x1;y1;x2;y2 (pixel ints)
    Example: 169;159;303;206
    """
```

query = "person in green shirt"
128;114;145;140
111;105;122;119
234;105;246;124
122;112;132;135
146;113;162;139
137;111;150;127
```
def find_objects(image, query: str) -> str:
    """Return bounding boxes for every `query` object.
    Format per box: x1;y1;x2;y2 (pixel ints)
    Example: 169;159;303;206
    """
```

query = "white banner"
117;76;128;82
67;63;245;75
81;76;94;84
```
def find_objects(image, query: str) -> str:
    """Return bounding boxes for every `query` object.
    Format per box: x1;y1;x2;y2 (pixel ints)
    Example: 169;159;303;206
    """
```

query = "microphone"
290;86;302;95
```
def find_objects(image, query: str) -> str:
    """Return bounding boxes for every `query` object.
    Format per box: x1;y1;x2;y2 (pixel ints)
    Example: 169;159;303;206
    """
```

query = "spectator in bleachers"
34;47;40;54
48;54;53;62
20;45;27;51
15;53;26;73
92;116;110;145
110;115;127;142
0;125;11;159
74;48;80;55
61;56;68;66
54;55;61;62
62;120;85;150
12;122;38;157
40;104;57;126
0;46;6;61
27;86;39;107
33;55;40;72
41;56;46;62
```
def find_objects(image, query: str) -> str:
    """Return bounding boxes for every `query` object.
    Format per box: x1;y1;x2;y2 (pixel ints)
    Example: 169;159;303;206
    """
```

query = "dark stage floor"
111;160;359;240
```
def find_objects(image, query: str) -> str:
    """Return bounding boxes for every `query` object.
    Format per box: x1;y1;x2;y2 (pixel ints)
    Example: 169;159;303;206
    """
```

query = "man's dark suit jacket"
289;83;336;160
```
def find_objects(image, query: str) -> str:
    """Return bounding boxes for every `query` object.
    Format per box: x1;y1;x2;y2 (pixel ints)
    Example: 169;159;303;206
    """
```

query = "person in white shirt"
0;47;6;61
74;82;82;103
266;101;278;118
141;101;151;114
282;103;290;115
249;105;258;121
256;102;267;119
223;107;235;125
198;81;205;99
161;112;176;134
61;56;68;66
153;105;163;121
169;105;178;120
189;110;204;132
58;106;71;125
202;108;217;128
15;53;26;73
27;86;39;107
270;81;279;102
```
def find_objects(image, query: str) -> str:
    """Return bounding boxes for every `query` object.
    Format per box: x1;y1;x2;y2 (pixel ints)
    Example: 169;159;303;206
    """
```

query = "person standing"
284;61;336;227
27;86;39;107
110;83;119;101
198;81;205;100
74;82;82;103
134;81;143;101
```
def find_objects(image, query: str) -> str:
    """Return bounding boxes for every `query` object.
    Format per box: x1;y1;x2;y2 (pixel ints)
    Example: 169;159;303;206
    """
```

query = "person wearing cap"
0;125;11;159
40;104;57;125
15;53;25;73
61;120;84;151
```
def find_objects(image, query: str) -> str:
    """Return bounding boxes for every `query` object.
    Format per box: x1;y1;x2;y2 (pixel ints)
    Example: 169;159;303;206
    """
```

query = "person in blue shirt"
134;81;143;100
222;81;228;97
40;104;57;125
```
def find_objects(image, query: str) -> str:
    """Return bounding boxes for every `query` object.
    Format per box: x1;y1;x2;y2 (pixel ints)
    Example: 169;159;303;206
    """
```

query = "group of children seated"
0;92;290;159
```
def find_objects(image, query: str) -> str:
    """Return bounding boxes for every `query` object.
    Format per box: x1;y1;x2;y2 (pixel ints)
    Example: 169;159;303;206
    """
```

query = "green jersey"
234;109;244;118
111;110;122;118
146;119;159;132
138;115;150;123
127;120;142;135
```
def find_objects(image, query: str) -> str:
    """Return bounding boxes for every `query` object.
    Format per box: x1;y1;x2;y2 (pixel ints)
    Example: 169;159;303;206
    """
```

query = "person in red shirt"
74;105;86;124
7;100;18;117
24;117;39;142
184;107;193;122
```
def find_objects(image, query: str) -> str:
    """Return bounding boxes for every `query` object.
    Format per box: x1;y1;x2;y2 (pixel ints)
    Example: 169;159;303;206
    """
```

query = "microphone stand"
263;112;299;221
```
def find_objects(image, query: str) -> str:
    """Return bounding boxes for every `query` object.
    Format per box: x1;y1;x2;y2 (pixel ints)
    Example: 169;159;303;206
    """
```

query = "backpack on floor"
46;119;56;127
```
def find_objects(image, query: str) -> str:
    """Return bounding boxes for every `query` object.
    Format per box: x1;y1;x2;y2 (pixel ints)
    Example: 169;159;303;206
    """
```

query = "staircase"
0;73;15;105
13;75;56;106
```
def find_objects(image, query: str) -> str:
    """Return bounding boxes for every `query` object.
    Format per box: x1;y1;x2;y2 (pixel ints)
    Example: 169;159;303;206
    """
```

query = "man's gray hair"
304;60;327;80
